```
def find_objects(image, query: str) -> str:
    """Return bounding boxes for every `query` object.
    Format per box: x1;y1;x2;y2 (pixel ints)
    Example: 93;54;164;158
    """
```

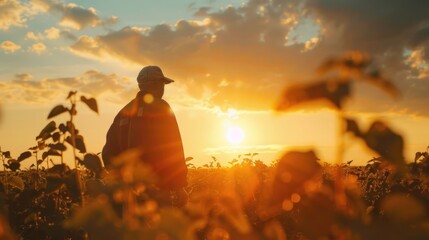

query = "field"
0;152;428;240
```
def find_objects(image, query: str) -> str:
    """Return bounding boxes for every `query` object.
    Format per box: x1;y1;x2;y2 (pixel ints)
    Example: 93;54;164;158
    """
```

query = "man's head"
137;66;174;98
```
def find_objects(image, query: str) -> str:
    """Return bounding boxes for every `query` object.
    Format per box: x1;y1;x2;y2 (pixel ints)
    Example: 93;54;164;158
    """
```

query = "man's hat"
137;66;174;85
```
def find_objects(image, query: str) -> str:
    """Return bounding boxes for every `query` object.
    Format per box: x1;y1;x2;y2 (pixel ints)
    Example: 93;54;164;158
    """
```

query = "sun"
226;126;245;144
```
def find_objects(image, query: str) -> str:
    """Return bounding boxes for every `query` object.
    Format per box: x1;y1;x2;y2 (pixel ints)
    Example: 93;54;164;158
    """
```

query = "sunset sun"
226;126;245;144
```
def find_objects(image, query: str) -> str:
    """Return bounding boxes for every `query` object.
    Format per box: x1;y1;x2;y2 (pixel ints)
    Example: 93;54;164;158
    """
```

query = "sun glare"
226;126;245;144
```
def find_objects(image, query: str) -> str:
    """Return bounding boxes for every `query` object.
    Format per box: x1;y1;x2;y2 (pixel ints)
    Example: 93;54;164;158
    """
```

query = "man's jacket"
102;91;187;190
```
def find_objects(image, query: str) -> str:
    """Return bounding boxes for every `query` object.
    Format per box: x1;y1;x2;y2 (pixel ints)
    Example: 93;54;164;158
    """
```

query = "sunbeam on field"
226;125;245;144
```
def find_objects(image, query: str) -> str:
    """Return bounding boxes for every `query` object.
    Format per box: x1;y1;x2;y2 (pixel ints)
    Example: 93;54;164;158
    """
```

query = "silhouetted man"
102;66;188;195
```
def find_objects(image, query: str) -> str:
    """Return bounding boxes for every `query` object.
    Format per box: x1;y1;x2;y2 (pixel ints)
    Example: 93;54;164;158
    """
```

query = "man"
102;66;188;193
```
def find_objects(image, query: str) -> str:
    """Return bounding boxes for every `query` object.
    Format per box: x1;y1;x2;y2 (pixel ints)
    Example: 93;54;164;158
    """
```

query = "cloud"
14;73;32;81
26;32;42;41
28;43;47;54
70;1;317;110
1;40;21;53
67;0;429;115
0;0;30;30
45;27;60;39
34;0;117;30
0;70;135;104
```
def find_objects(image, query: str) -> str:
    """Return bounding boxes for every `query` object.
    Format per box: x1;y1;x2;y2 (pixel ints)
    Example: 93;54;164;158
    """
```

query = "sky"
1;0;429;167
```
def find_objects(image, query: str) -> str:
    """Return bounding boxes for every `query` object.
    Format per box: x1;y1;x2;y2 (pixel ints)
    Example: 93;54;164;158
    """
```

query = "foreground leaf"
277;80;350;111
364;121;405;170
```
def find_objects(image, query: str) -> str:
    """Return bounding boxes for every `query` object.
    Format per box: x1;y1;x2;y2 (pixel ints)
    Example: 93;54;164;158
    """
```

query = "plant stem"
0;147;8;194
70;96;77;169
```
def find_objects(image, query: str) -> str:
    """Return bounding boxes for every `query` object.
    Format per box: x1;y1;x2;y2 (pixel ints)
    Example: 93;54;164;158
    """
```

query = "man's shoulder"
120;98;139;116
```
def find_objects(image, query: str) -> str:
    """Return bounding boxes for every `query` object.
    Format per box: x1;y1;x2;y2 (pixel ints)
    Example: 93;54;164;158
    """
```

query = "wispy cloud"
34;0;118;30
28;42;47;54
0;70;135;104
0;40;21;53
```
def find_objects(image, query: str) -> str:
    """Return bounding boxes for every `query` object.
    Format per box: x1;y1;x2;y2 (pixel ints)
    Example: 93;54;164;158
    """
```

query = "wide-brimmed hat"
137;66;174;85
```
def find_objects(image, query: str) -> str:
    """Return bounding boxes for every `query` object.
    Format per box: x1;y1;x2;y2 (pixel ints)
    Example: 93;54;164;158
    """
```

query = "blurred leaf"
66;135;86;153
80;96;99;114
318;51;371;74
47;104;69;119
2;151;11;158
272;150;321;201
263;221;287;240
37;121;56;140
381;194;425;223
82;153;102;174
37;159;44;165
415;152;422;162
364;70;399;98
229;159;238;165
66;90;77;99
185;157;194;162
17;151;32;162
6;159;20;171
9;176;24;191
277;80;350;111
50;143;67;152
364;121;405;169
345;118;362;137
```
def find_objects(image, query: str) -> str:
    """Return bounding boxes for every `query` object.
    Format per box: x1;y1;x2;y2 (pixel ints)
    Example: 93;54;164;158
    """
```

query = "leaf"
66;135;87;153
82;153;102;174
364;70;399;98
38;141;46;150
80;96;99;114
9;176;24;191
277;80;350;111
318;51;371;75
37;160;44;165
47;104;69;119
37;121;56;140
229;159;238;165
17;151;32;162
67;91;77;99
364;121;405;169
50;143;67;152
42;149;61;160
414;152;422;162
6;159;20;171
51;132;61;142
59;123;68;133
185;157;194;162
345;118;362;137
2;151;11;158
